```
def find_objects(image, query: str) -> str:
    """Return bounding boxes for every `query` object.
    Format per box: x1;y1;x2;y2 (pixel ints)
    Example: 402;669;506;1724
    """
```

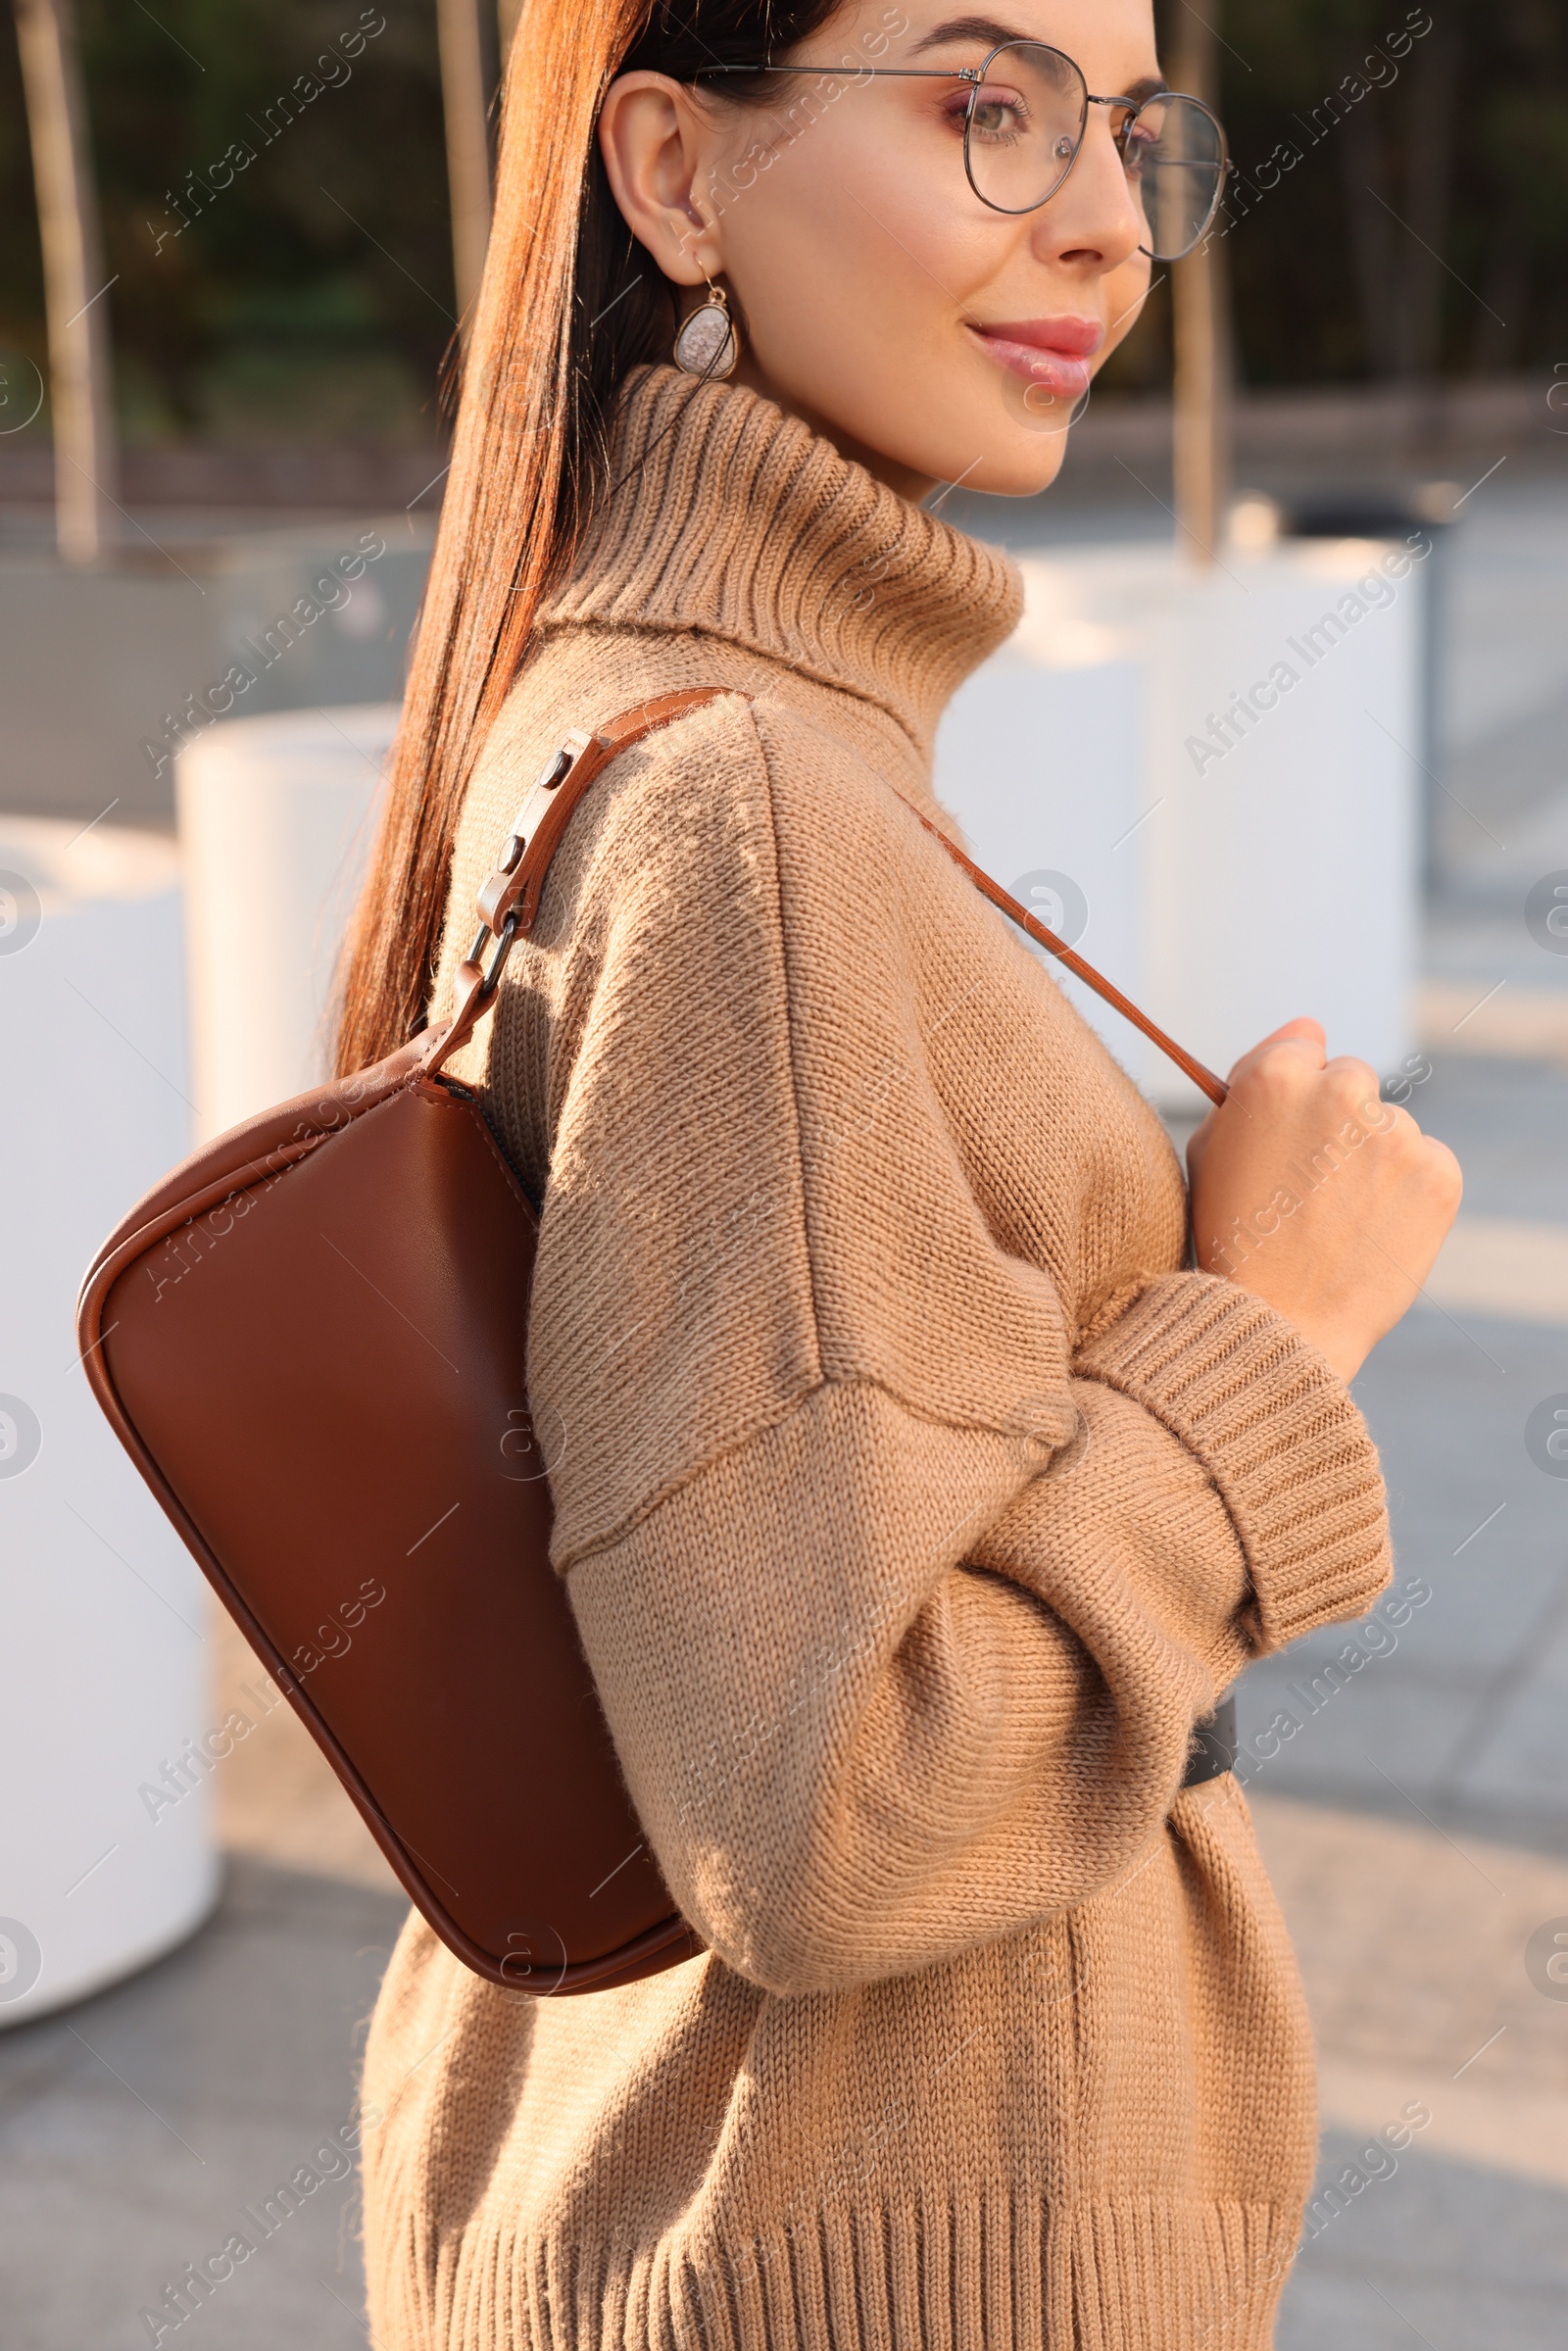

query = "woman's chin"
941;429;1073;502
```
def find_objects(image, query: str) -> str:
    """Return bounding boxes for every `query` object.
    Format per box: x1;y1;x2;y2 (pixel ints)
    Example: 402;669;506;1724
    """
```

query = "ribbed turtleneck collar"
537;366;1024;756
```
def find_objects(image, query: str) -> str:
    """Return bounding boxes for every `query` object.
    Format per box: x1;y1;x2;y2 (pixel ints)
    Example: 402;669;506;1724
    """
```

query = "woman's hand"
1186;1018;1462;1385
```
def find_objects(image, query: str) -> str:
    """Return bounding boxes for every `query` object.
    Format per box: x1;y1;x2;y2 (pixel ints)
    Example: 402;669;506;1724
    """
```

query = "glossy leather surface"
74;701;725;1993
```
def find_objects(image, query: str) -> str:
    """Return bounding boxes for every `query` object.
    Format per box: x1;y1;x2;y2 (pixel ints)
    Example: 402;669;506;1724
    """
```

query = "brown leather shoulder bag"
76;686;1224;1996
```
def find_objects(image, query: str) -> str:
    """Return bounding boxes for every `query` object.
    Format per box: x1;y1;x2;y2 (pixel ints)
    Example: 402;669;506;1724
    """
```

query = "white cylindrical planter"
933;627;1153;1079
176;705;398;1139
936;539;1424;1108
0;820;217;2026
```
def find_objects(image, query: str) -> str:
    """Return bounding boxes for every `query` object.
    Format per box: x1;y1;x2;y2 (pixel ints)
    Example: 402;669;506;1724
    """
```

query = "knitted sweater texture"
360;366;1393;2351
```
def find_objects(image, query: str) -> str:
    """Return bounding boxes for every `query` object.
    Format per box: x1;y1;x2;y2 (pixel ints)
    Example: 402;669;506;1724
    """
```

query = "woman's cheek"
734;135;951;365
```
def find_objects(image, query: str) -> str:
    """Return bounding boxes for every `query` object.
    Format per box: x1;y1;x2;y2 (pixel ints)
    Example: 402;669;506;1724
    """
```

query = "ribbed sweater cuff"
1074;1273;1392;1653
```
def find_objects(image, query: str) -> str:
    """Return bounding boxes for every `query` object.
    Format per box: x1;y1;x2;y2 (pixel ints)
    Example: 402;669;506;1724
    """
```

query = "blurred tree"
435;0;496;325
13;0;117;556
4;0;454;440
0;13;47;387
1212;0;1568;383
1167;0;1231;562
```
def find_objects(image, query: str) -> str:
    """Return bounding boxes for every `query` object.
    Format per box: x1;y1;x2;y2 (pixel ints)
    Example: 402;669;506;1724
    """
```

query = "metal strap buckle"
472;737;587;938
479;915;517;996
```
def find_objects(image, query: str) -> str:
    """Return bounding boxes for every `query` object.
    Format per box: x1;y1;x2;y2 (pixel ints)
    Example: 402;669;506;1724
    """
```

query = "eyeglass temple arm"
692;65;1187;104
693;63;985;78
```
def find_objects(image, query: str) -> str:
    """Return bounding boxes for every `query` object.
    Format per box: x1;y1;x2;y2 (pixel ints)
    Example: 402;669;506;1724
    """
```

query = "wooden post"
1168;0;1230;565
436;0;497;327
13;0;118;564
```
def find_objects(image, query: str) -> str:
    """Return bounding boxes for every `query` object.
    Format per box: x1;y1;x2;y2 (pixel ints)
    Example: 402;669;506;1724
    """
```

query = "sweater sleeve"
515;698;1391;1996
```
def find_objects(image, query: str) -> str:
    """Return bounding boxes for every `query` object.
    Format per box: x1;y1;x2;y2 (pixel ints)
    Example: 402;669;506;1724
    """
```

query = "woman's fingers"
1224;1016;1327;1088
1191;1020;1334;1175
1185;1022;1462;1383
1190;1021;1330;1177
1185;1102;1218;1176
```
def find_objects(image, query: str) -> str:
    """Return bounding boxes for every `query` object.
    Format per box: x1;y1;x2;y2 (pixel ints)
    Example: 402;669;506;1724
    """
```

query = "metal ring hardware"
480;916;517;996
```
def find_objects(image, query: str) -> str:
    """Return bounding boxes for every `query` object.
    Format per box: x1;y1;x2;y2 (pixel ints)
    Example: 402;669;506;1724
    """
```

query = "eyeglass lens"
964;42;1225;261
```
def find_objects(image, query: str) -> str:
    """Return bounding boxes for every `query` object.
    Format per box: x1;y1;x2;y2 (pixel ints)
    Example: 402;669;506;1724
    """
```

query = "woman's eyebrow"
906;15;1032;57
905;24;1172;101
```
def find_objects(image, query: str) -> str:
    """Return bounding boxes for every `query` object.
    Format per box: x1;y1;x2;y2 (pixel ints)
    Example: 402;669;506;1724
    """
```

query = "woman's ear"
598;73;722;287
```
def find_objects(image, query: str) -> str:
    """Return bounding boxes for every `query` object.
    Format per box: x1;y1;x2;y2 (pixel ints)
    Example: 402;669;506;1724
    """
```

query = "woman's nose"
1027;107;1148;274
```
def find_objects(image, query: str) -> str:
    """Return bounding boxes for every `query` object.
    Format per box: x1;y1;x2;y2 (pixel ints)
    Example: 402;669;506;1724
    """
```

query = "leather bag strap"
423;690;726;1076
425;686;1227;1106
892;800;1228;1104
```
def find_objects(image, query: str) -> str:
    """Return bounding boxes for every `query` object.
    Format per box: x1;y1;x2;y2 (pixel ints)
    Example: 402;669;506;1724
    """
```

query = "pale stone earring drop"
673;277;738;380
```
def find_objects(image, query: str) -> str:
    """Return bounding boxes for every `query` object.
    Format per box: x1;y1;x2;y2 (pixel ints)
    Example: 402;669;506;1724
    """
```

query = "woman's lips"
966;317;1102;400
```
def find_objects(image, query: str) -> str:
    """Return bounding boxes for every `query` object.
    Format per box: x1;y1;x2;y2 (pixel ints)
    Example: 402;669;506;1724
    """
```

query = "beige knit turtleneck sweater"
361;367;1392;2351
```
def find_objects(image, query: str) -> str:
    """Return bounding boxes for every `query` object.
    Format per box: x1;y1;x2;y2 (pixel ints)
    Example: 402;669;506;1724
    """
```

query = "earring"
673;278;739;380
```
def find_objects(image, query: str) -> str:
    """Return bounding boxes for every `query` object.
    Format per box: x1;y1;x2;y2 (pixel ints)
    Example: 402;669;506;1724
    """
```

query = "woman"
347;0;1461;2342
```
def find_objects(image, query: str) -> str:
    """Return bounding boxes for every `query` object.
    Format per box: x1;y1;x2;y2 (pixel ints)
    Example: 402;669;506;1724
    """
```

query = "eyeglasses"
695;42;1228;263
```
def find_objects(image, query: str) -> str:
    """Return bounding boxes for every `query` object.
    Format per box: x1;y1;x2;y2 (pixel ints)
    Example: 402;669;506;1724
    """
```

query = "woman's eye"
966;82;1030;143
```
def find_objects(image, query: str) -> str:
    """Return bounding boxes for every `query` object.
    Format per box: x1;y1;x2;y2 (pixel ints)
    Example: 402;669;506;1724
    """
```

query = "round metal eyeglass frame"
694;42;1229;262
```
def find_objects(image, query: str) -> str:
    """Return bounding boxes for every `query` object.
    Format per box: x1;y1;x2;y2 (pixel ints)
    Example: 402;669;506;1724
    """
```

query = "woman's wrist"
1213;1266;1366;1387
1075;1270;1393;1652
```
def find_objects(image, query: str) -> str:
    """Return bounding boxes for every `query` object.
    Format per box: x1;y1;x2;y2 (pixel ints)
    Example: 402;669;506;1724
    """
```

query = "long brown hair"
334;0;842;1074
